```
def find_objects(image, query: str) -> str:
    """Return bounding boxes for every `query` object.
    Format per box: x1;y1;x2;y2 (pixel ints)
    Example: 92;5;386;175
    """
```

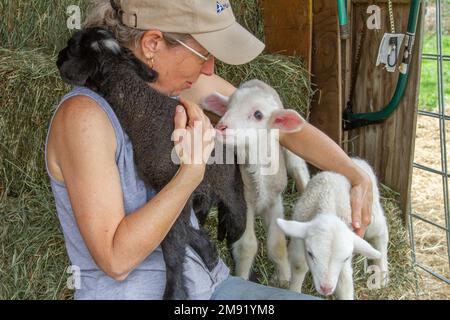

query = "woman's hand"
350;171;373;237
172;98;215;181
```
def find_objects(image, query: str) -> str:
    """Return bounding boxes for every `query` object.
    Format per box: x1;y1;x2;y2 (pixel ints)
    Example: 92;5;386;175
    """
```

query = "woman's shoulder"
59;95;106;119
58;93;115;130
49;95;117;158
55;96;115;137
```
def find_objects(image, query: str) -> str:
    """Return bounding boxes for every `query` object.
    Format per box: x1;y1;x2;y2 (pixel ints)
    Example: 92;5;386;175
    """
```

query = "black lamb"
56;28;247;300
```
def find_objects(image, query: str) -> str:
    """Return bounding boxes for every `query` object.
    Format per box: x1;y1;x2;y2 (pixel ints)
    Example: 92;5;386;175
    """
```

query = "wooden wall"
344;0;424;219
261;0;313;72
261;0;424;219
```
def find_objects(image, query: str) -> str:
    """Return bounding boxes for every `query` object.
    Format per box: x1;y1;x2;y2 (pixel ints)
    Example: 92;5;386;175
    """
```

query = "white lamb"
277;158;389;300
202;79;310;286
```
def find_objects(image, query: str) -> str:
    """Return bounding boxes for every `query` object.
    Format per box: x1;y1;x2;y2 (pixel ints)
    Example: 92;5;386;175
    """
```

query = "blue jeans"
210;276;320;300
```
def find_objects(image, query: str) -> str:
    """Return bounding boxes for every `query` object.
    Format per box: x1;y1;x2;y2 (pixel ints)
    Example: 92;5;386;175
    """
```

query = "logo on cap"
216;1;230;14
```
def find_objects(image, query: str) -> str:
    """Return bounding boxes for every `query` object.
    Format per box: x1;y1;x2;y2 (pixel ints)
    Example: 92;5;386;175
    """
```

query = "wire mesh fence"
409;0;450;293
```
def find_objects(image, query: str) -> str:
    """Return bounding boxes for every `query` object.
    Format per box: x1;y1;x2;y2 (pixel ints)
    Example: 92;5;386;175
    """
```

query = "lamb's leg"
284;150;310;194
231;204;258;280
335;262;354;300
217;189;247;247
193;195;209;226
262;196;291;288
161;206;191;300
189;228;219;272
288;238;308;292
370;230;389;287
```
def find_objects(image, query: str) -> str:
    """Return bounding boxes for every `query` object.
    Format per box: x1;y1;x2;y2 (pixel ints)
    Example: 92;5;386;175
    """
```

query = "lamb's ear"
277;218;309;239
352;234;382;259
56;28;107;86
268;110;306;133
201;92;230;117
57;47;97;86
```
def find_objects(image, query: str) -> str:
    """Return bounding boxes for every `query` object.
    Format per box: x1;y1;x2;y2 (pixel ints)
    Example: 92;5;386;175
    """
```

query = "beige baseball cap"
117;0;265;65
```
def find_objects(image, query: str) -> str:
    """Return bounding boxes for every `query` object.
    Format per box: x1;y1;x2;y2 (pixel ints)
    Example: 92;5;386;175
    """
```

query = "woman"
45;0;373;300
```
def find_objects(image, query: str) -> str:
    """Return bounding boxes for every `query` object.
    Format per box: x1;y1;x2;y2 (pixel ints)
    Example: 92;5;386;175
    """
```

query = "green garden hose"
338;0;350;39
343;0;422;131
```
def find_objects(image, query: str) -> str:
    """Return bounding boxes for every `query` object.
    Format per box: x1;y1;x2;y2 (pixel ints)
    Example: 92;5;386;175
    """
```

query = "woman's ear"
140;30;165;59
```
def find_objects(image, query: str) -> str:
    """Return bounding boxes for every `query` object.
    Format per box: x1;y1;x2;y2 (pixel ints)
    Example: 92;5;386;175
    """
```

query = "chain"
388;0;396;33
348;11;367;105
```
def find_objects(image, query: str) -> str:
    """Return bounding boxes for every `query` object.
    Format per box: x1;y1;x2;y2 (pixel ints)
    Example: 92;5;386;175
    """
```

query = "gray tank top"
45;87;229;300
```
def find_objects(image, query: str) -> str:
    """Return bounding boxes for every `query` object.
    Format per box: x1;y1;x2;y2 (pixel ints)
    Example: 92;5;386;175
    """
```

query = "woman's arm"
183;74;374;237
52;97;210;281
181;74;236;104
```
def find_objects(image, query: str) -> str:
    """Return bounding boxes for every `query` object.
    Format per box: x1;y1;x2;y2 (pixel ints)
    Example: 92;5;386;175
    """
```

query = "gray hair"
83;0;192;49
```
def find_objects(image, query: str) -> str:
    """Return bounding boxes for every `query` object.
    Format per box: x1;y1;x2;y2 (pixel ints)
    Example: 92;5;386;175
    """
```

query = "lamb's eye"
254;110;264;120
344;256;351;262
307;251;315;260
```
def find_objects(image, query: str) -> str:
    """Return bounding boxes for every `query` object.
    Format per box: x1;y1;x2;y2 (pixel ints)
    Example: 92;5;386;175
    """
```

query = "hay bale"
0;48;72;299
231;0;265;41
0;189;71;299
0;48;69;196
0;0;87;53
216;55;312;119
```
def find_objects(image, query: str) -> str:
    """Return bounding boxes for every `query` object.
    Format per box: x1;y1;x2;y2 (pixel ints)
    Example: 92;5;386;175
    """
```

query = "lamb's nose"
320;285;333;296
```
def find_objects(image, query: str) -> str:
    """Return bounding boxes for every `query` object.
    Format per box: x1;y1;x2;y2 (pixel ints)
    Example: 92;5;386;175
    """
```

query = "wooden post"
309;0;343;145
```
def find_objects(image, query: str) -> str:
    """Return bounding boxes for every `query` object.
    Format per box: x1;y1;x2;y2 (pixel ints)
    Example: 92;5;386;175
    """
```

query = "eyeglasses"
175;39;212;62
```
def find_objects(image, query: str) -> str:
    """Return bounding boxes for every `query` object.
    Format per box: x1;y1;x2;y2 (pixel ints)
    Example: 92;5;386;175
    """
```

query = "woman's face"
138;31;215;97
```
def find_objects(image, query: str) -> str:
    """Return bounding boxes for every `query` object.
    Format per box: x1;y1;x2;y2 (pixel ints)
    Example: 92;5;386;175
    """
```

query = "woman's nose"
201;56;215;76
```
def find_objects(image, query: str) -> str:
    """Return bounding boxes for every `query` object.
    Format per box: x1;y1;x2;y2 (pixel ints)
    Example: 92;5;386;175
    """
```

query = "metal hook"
387;37;398;68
